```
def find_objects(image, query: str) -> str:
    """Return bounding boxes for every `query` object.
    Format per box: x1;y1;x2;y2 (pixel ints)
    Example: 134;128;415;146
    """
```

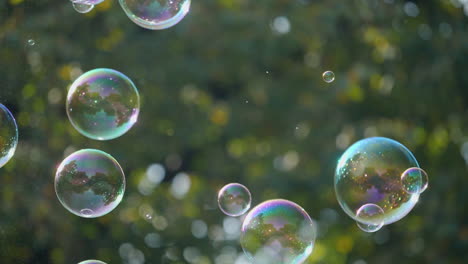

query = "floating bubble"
322;71;335;83
71;0;105;5
73;2;94;14
0;104;18;168
355;203;384;233
240;199;317;264
55;149;125;218
335;137;421;225
218;183;251;217
119;0;191;30
66;68;140;140
401;167;428;194
78;260;107;264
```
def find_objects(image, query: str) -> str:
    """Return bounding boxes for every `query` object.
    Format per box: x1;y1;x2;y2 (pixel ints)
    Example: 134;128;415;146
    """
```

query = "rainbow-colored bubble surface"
240;199;316;264
119;0;191;30
78;260;107;264
218;183;251;217
66;68;140;141
401;167;428;194
0;104;18;168
55;149;125;218
335;137;420;226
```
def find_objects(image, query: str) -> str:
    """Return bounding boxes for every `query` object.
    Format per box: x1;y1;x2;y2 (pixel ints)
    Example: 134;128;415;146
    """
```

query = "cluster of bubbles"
334;137;429;232
218;183;317;264
0;104;18;168
69;0;191;31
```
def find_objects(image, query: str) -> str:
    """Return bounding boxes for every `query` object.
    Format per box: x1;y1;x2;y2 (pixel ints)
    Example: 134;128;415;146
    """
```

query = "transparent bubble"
335;137;420;225
355;203;384;233
71;0;105;5
0;104;18;168
401;167;428;194
73;2;94;14
322;71;335;83
78;260;107;264
218;183;251;217
240;199;317;264
55;149;126;218
66;68;140;140
119;0;191;30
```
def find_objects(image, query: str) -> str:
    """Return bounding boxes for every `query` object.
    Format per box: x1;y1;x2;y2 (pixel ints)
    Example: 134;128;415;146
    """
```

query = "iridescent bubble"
335;137;421;225
119;0;191;30
78;260;107;264
218;183;251;217
55;149;125;218
401;167;428;194
73;2;94;14
0;104;18;168
70;0;105;5
66;68;140;140
240;199;317;264
355;203;384;233
322;71;335;83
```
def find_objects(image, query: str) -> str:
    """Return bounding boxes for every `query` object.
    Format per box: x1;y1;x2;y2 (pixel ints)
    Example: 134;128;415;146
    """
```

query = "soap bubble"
401;167;428;194
119;0;191;30
55;149;125;218
335;137;421;225
0;104;18;168
73;3;94;14
355;203;384;233
218;183;251;217
240;199;317;264
322;71;335;83
71;0;105;5
78;260;107;264
66;68;140;141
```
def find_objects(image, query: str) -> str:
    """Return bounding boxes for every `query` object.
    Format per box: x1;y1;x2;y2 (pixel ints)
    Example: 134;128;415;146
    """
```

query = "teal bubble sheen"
55;149;125;218
66;68;140;141
335;137;420;226
119;0;191;30
0;104;18;168
240;199;317;264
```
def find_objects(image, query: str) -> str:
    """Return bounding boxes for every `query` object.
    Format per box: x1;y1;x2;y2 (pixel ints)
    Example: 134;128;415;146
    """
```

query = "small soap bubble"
218;183;251;217
322;71;335;83
78;260;107;264
71;0;104;5
66;68;140;140
27;39;35;46
240;199;317;264
401;167;428;194
335;137;421;225
0;104;18;168
55;149;126;218
355;203;384;233
73;2;94;14
119;0;191;30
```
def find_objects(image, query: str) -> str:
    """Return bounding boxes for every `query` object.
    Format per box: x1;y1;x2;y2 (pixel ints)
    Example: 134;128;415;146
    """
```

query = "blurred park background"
1;0;468;263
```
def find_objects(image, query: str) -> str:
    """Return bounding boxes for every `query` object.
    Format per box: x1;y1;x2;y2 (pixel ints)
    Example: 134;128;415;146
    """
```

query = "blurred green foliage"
0;0;468;263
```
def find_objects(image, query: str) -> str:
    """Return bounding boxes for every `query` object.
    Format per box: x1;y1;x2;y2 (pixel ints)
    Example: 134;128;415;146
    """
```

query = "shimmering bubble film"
240;199;316;264
78;260;107;264
66;68;140;141
322;71;335;83
355;203;384;233
71;0;105;5
55;149;125;218
119;0;191;30
0;104;18;168
335;137;420;225
218;183;251;217
73;3;94;14
401;167;428;194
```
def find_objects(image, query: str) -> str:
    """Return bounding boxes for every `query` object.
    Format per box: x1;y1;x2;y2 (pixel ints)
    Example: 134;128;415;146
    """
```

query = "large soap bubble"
66;68;140;141
55;149;125;218
240;199;317;264
0;104;18;168
119;0;191;30
335;137;421;226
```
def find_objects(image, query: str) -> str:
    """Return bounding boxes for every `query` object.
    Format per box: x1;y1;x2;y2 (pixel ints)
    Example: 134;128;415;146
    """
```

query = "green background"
0;0;467;263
